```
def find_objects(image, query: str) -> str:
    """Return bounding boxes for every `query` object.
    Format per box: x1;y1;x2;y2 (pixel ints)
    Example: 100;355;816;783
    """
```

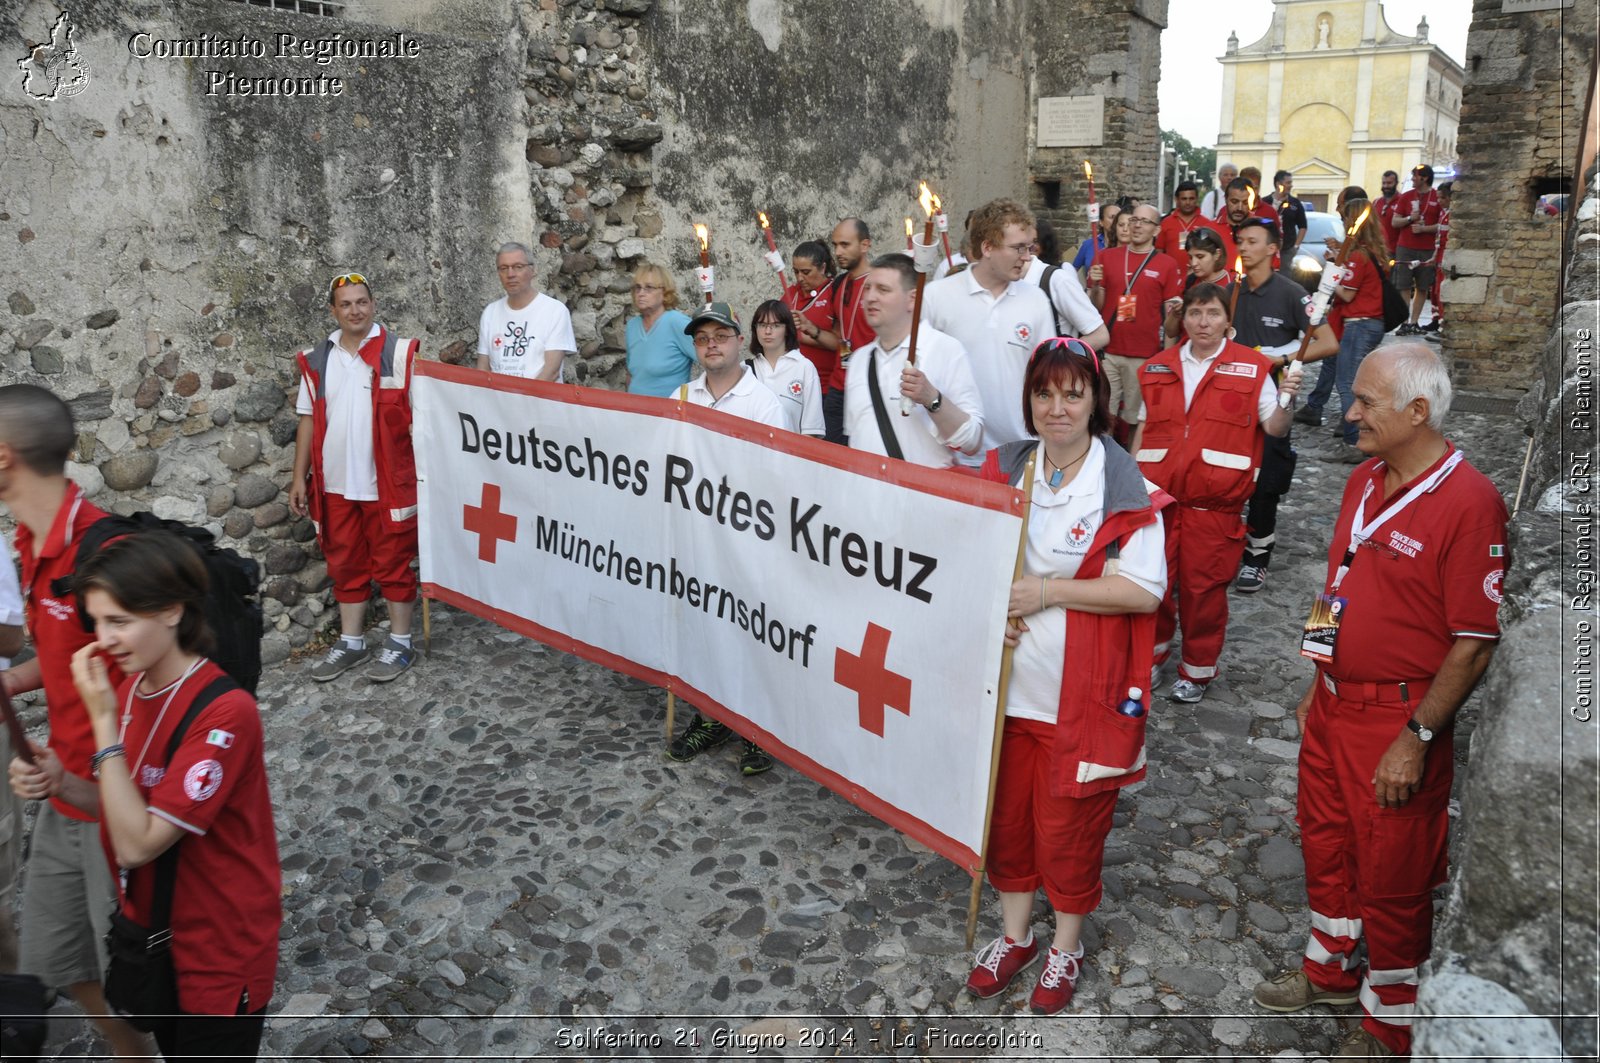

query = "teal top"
626;310;697;396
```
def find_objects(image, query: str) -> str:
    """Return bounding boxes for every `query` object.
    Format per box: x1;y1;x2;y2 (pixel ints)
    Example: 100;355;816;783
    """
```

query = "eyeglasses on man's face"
693;330;739;348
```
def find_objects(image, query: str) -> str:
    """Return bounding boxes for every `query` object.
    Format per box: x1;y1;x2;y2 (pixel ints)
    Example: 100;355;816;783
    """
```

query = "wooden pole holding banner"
422;597;432;657
966;451;1037;949
665;690;677;743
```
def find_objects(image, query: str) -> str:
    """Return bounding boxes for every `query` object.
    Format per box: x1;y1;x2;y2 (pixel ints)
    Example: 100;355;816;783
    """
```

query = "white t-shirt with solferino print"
478;292;577;380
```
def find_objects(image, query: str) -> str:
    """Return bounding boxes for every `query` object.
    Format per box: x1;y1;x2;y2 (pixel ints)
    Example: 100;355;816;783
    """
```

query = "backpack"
1376;255;1409;333
53;514;265;693
1039;263;1064;335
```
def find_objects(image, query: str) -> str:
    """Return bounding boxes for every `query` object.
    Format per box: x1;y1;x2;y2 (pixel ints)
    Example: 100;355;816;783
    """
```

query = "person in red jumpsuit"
1133;284;1300;703
1254;341;1508;1059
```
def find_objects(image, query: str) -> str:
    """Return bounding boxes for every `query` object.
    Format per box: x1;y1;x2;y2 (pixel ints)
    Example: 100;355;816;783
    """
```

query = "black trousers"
151;1003;267;1062
823;387;848;445
1244;430;1297;558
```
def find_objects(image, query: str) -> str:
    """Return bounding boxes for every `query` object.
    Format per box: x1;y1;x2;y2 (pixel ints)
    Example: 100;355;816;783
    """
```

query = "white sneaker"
1168;678;1207;703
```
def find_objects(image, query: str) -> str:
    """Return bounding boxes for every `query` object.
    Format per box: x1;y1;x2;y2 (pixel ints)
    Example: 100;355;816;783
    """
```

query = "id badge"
1115;294;1138;322
1177;231;1188;250
839;340;853;364
1299;593;1346;664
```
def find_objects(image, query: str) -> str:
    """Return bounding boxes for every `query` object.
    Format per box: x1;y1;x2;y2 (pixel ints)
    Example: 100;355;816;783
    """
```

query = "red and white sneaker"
1030;945;1083;1014
964;934;1040;998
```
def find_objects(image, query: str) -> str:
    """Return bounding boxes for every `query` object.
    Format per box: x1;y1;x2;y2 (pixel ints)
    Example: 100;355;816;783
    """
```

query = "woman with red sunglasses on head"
968;337;1170;1014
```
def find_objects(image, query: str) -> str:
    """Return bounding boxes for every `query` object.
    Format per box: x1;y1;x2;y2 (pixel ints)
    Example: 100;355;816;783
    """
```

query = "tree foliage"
1162;129;1217;190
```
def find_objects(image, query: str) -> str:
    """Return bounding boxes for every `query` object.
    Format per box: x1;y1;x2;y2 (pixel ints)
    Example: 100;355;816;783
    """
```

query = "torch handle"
1277;329;1315;409
903;269;930;416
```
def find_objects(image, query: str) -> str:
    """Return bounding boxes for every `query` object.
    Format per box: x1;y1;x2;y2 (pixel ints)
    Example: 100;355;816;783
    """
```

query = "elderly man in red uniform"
289;273;421;683
0;384;151;1059
1133;284;1299;704
1254;342;1508;1060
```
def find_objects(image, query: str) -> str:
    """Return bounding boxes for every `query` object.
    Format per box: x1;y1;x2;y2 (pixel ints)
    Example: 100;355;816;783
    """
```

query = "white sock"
1008;930;1034;947
341;635;365;651
389;632;413;649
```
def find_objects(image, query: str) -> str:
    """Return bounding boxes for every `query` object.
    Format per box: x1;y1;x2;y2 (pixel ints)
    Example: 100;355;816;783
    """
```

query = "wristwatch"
1405;718;1435;743
926;392;943;413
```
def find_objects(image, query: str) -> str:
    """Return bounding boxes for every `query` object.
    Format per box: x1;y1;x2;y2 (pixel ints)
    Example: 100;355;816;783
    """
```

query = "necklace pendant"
1048;468;1064;488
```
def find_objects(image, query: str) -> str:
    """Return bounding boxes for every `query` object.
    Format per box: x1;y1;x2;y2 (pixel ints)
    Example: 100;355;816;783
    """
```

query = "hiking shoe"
311;641;370;682
1235;561;1268;594
1252;969;1360;1013
1396;323;1421;336
739;741;773;775
1169;678;1207;704
1335;1026;1398;1058
965;934;1040;998
667;715;733;761
368;637;416;683
1293;405;1324;426
1030;946;1083;1015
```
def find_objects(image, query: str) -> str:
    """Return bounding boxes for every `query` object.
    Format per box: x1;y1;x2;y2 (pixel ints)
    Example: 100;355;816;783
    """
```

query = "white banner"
413;364;1022;868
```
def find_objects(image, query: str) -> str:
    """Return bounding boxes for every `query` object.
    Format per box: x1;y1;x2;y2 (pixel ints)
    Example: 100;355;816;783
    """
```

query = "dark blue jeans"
1335;318;1386;443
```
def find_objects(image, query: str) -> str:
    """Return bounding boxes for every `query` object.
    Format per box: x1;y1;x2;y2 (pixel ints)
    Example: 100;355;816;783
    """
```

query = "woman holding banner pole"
968;337;1169;1013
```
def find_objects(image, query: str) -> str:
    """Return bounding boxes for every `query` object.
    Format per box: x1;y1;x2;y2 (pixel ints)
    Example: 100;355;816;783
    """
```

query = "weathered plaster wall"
4;0;1136;652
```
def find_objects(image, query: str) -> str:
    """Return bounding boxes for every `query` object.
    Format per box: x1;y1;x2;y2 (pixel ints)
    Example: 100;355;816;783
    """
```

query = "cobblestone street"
24;395;1525;1060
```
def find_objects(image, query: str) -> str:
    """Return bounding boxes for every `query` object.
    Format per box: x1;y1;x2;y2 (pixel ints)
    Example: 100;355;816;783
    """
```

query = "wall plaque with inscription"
1037;94;1104;148
1502;0;1574;11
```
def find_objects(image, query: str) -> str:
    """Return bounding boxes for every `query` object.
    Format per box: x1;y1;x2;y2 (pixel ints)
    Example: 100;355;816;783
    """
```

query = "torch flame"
1247;186;1257;211
694;223;708;250
918;181;936;217
757;212;770;229
1234;254;1245;278
904;217;913;237
1083;160;1093;180
1348;204;1372;235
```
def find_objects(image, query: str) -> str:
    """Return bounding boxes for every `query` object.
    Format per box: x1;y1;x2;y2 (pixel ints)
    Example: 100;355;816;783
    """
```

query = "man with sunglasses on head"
289;273;422;684
922;198;1065;465
476;242;576;381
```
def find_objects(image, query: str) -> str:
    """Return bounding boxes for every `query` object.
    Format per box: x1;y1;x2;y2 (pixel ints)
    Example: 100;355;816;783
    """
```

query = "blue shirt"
626;310;697;397
1072;235;1106;273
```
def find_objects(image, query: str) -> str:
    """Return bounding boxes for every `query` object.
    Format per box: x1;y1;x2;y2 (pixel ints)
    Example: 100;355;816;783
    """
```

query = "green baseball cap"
684;301;742;336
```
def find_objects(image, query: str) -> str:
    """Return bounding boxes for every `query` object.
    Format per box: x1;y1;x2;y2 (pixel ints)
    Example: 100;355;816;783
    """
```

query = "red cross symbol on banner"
463;483;518;563
834;622;911;737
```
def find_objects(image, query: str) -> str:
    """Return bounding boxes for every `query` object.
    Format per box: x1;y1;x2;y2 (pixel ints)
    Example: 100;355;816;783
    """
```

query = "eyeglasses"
692;330;739;347
1127;217;1158;226
329;272;368;297
632;284;662;293
497;263;532;274
1029;336;1101;375
1003;242;1037;255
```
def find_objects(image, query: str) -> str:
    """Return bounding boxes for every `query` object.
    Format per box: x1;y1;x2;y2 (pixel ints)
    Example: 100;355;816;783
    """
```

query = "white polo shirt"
1180;341;1280;418
921;270;1059;465
295;324;381;500
683;364;786;429
478;292;577;380
0;533;22;671
749;349;824;436
1006;437;1167;723
1023;256;1103;338
844;326;984;468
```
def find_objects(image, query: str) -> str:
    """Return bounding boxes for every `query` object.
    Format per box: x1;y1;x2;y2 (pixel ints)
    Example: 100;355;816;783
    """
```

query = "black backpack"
1374;254;1409;333
52;514;265;693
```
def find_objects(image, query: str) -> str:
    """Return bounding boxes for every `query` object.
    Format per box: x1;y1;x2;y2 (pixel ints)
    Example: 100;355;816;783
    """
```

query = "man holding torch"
1088;203;1186;437
844;254;983;467
1229;219;1338;595
800;219;875;444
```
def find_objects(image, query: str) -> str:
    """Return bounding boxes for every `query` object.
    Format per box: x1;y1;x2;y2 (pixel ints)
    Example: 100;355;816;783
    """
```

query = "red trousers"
1297;676;1450;1056
319;493;418;604
1153;505;1247;683
986;718;1120;913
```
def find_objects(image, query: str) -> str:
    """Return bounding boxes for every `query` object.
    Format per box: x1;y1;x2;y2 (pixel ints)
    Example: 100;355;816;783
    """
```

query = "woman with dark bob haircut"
10;532;281;1059
965;337;1170;1014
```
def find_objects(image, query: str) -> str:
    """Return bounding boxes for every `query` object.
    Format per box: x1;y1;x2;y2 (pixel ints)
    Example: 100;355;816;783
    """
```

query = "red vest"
295;326;419;528
1135;340;1273;510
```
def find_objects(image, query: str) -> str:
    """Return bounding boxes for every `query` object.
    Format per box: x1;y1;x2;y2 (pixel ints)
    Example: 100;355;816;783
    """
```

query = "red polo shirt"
785;281;837;389
1338;252;1385;321
1322;446;1507;683
1155;212;1229;262
825;272;876;391
1394;188;1442;253
1093;245;1184;360
1376;193;1402;254
15;481;121;821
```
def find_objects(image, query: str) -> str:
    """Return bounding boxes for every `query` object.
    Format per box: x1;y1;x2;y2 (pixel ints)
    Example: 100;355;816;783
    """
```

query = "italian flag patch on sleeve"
1489;545;1505;557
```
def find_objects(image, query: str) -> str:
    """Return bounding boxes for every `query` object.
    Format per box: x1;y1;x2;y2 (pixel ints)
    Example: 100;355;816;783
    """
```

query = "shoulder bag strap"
864;349;905;461
147;674;237;936
1040;265;1063;335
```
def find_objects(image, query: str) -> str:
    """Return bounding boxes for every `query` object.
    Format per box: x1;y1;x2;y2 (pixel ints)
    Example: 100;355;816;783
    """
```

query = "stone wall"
2;0;1143;652
1412;169;1599;1058
1027;0;1167;241
1442;0;1597;391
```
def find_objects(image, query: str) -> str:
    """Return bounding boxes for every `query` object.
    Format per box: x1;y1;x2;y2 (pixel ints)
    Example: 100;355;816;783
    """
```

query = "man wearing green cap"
668;302;784;775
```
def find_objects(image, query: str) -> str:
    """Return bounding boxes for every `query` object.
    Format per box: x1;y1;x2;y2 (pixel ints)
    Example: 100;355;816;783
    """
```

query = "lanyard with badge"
837;275;866;364
1116;249;1157;323
1300;450;1464;663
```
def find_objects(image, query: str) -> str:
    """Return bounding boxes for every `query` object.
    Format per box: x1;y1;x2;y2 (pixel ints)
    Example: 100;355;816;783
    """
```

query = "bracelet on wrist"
90;744;125;779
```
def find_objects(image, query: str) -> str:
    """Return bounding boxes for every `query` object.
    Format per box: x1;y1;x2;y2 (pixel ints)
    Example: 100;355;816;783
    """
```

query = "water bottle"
1116;686;1146;718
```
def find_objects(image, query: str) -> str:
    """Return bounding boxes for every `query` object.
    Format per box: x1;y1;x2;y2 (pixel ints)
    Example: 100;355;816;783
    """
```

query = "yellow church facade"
1216;0;1463;211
